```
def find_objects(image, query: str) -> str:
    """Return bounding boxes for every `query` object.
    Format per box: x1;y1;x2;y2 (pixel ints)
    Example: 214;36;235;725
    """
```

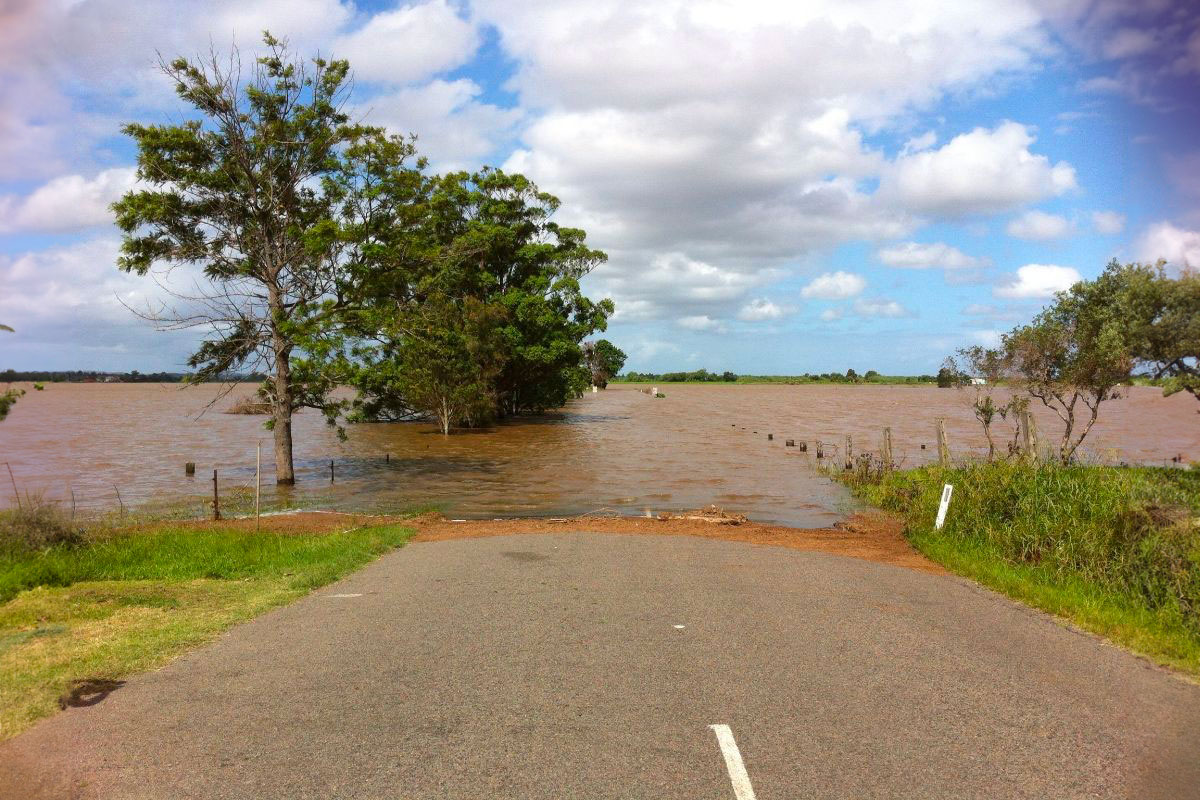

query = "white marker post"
935;483;954;529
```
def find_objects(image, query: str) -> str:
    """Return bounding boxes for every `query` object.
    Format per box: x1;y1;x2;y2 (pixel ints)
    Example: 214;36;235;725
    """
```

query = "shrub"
0;497;82;551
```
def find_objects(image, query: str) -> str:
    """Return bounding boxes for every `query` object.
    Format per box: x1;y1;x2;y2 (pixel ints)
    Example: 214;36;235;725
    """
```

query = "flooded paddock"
0;382;1196;526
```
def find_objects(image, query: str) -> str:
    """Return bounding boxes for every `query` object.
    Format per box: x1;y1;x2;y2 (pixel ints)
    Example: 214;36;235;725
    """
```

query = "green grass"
0;518;413;739
840;461;1200;675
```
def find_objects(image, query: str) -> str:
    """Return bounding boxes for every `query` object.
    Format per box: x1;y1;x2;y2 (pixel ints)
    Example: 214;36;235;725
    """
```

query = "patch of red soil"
409;510;945;574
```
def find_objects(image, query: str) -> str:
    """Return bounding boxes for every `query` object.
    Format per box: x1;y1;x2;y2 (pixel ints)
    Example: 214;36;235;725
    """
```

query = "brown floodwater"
0;383;1195;526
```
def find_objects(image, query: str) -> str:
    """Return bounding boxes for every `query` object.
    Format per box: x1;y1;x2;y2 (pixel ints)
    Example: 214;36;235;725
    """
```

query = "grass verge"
836;461;1200;676
0;514;413;740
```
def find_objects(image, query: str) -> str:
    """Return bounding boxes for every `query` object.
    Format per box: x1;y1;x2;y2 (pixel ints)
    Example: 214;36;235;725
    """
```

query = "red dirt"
174;509;944;574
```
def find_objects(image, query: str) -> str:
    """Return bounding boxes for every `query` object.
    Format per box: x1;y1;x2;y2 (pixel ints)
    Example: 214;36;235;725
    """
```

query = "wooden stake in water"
881;427;893;470
212;469;221;521
845;434;854;470
936;418;950;466
255;441;261;532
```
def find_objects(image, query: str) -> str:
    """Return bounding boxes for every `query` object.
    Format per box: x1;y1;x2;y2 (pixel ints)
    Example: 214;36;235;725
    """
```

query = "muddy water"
0;383;1196;526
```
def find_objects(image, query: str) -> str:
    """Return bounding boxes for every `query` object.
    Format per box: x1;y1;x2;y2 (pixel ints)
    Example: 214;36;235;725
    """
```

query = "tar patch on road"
500;550;550;563
59;678;126;709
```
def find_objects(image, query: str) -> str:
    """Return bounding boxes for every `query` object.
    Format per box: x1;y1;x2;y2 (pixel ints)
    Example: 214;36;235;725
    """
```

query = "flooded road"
0;382;1196;526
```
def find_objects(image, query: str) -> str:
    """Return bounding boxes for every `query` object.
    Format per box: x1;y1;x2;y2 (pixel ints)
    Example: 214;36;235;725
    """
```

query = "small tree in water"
1001;270;1135;464
0;325;22;421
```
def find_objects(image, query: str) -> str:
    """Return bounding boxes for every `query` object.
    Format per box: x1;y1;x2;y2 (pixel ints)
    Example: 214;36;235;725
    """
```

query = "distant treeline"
615;368;936;384
0;370;267;383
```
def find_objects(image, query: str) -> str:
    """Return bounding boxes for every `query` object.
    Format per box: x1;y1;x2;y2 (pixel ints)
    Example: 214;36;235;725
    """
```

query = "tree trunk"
268;286;296;485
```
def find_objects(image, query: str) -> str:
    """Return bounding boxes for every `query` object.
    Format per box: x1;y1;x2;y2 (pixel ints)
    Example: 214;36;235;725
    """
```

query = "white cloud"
677;315;724;331
1091;210;1126;235
736;298;789;322
853;297;912;318
357;79;522;169
881;122;1077;216
0;168;136;234
1006;209;1072;240
818;308;842;322
1138;222;1200;270
993;263;1082;298
963;303;999;316
970;329;1004;347
800;271;866;300
332;1;479;84
877;241;983;270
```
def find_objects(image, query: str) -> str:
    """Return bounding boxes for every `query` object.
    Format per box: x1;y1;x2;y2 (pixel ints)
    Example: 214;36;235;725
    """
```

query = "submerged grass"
839;461;1200;674
0;516;413;739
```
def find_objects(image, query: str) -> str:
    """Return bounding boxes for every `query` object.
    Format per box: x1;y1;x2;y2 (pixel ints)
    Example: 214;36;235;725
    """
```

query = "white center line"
709;724;758;800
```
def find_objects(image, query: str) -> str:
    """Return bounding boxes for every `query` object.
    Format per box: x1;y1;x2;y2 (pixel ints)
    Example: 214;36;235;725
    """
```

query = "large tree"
350;168;612;426
112;35;410;483
1117;262;1200;408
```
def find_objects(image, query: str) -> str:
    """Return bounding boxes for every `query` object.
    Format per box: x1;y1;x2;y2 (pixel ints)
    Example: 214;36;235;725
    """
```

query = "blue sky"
1;0;1198;375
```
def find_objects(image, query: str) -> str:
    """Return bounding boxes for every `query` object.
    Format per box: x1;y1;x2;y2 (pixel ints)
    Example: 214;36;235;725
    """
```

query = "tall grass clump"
0;496;82;553
845;462;1200;631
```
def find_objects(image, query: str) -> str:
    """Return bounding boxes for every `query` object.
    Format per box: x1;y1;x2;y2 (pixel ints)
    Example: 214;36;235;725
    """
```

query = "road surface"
2;532;1198;798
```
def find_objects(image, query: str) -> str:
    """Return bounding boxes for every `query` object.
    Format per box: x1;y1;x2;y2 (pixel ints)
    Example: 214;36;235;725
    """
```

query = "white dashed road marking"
709;724;757;800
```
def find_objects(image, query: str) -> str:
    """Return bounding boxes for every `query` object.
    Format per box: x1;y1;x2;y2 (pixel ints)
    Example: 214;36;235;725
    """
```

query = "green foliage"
842;461;1200;667
0;326;21;421
1099;261;1200;405
348;168;611;426
584;339;627;388
936;366;958;388
111;34;414;479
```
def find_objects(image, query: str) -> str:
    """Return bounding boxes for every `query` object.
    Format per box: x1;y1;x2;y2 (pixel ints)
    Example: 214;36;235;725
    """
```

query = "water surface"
0;383;1195;526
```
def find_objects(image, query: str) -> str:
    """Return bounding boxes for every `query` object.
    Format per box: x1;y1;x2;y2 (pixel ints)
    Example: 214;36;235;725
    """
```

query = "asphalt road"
2;532;1199;799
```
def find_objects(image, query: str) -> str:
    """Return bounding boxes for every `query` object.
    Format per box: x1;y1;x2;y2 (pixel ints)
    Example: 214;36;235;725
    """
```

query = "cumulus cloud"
332;1;478;84
1091;210;1126;235
736;298;789;322
1138;221;1200;270
994;263;1082;298
357;79;522;170
0;168;136;234
800;271;866;300
1006;209;1073;240
877;241;983;270
853;297;912;318
677;315;724;332
881;122;1077;216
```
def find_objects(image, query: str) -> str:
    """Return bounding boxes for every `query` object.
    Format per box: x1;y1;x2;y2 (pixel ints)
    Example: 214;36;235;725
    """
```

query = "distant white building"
969;377;987;385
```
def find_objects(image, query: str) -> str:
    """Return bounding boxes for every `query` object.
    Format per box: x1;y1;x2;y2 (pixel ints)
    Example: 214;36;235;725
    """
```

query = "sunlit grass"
840;461;1200;675
0;519;413;740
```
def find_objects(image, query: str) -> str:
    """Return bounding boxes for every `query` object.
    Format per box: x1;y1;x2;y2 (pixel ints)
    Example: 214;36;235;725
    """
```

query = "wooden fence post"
1019;409;1040;463
936;419;950;466
212;469;220;521
845;434;854;470
881;427;893;470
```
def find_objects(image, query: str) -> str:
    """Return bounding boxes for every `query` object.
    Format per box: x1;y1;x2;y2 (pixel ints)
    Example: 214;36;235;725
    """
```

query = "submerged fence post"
936;419;950;466
185;461;195;476
212;469;220;521
845;434;854;470
330;460;335;483
881;427;893;470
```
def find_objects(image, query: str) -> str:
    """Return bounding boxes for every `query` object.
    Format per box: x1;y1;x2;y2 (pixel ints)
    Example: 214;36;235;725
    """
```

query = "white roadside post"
935;483;954;529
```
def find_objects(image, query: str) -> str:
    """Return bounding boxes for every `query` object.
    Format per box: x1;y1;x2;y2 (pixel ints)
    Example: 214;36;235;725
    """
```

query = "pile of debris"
656;505;747;525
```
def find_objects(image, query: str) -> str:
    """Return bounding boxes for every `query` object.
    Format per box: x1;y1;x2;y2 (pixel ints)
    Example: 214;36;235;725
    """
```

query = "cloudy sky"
1;0;1198;374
